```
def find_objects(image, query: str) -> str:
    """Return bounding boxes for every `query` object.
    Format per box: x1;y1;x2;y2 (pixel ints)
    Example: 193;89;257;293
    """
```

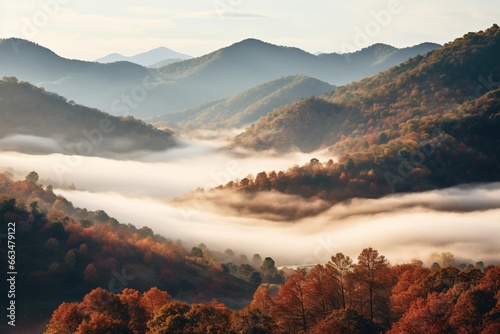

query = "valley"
0;6;499;331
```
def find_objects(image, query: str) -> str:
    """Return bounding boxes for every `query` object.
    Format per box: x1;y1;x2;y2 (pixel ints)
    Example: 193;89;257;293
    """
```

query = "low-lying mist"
1;138;499;267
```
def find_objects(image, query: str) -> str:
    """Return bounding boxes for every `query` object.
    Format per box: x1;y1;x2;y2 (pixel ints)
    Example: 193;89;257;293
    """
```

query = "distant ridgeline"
0;37;438;118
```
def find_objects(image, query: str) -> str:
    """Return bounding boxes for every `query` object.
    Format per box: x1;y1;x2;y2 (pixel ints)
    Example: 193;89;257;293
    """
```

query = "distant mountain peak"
96;46;192;67
227;38;274;50
237;38;267;44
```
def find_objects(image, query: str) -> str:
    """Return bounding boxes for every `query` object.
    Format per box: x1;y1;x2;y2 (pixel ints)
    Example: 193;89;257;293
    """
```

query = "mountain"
0;38;160;115
0;38;439;119
217;25;500;214
0;77;176;156
0;173;256;333
0;39;150;82
96;46;193;67
159;38;440;89
150;75;334;130
234;25;500;153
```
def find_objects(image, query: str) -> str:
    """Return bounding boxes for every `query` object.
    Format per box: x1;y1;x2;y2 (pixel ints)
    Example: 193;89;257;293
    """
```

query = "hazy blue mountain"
150;75;334;130
0;77;176;157
0;38;158;115
96;46;193;67
0;38;440;119
159;38;440;87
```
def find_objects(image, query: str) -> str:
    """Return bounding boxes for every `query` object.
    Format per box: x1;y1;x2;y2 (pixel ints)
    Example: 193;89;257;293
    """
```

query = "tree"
30;200;40;215
252;253;262;265
146;301;191;334
272;269;309;333
26;171;39;183
231;308;277;334
190;247;203;260
354;248;391;323
255;172;271;190
45;302;82;334
64;250;77;268
224;249;235;259
140;287;170;319
248;271;263;285
118;289;147;334
308;308;374;334
449;287;497;333
388;293;453;334
390;265;430;321
77;288;130;334
310;158;320;165
250;285;275;317
261;257;276;271
83;263;99;282
236;264;256;281
327;253;354;310
184;303;232;333
303;265;332;324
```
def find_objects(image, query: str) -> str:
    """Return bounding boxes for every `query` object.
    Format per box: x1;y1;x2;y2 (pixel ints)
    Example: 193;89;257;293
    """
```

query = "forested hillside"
222;88;500;204
0;78;176;156
0;172;263;333
234;25;500;153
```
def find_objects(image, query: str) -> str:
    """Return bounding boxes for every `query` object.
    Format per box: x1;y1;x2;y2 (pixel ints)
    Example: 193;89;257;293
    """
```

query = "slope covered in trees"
221;88;500;206
0;78;176;156
43;248;499;333
151;75;334;130
234;25;500;153
0;172;257;333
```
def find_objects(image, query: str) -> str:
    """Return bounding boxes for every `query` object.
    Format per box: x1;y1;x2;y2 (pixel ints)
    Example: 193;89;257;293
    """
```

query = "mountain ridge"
0;37;440;118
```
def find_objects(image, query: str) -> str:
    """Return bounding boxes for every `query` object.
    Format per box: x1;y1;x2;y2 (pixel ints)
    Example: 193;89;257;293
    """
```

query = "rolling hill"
150;75;334;130
0;78;176;156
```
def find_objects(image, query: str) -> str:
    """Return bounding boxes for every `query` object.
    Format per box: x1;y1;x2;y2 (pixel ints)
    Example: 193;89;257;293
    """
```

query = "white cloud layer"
2;138;499;268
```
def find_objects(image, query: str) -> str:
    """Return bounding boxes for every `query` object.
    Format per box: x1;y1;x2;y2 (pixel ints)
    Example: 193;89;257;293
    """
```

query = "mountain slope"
96;46;192;67
223;88;500;210
0;173;256;333
151;75;334;130
234;25;500;153
0;78;176;156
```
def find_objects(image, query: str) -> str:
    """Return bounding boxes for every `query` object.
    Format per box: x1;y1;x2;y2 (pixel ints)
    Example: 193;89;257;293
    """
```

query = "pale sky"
0;0;498;60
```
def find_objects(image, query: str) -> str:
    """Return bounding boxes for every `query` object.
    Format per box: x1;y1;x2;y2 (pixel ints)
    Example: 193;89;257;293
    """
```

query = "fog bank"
2;140;500;267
